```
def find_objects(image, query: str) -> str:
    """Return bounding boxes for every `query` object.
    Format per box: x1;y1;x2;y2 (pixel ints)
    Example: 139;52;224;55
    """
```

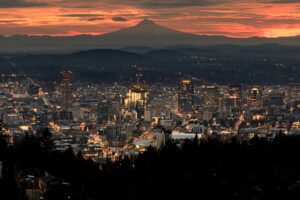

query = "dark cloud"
0;0;47;8
92;0;226;9
112;16;128;22
61;14;104;18
0;23;121;35
0;19;24;23
60;13;106;21
131;0;300;9
87;17;105;21
53;0;227;9
1;0;300;9
194;16;300;28
194;30;259;37
139;0;224;8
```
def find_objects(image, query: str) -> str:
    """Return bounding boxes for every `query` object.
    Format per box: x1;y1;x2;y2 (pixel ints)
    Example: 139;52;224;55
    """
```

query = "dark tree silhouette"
2;128;300;200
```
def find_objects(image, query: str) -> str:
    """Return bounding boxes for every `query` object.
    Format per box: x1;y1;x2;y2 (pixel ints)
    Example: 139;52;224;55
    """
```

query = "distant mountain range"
1;19;300;53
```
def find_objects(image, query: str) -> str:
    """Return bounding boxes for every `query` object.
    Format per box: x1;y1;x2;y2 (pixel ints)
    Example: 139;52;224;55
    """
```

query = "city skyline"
1;0;300;37
2;1;300;199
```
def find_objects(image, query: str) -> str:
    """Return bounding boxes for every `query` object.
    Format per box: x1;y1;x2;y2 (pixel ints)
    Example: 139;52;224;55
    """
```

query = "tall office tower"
125;74;148;118
98;100;110;123
229;85;242;108
202;85;219;120
289;83;300;103
60;71;73;111
178;80;194;113
248;86;263;107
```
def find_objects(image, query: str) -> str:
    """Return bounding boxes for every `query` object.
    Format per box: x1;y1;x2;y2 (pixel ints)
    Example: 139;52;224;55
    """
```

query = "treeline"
1;131;300;200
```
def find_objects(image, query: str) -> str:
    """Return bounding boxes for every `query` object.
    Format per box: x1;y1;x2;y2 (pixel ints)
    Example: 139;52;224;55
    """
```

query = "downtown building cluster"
2;73;300;163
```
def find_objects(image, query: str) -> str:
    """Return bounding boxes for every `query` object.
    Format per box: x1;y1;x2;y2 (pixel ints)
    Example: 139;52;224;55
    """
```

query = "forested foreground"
1;130;300;200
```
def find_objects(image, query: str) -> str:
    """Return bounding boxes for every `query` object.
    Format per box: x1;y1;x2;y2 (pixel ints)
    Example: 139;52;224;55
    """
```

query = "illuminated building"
57;71;73;121
125;74;148;118
247;86;263;108
178;80;194;113
229;85;242;108
144;106;155;122
60;71;73;111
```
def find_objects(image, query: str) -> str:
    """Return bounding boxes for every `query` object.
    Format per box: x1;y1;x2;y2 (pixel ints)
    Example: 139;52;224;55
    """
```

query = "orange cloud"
0;0;300;37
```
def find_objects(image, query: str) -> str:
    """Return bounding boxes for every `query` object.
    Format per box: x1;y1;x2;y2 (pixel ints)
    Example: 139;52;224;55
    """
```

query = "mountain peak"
134;19;161;29
122;18;181;35
138;19;156;25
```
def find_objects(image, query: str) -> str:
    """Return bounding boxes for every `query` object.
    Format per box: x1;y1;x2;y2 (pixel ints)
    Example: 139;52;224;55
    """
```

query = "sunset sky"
1;0;300;38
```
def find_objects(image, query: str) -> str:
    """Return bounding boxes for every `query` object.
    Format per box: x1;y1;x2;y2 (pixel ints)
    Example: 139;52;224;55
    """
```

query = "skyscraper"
202;85;219;120
60;71;73;111
125;74;148;118
229;85;242;108
247;86;263;108
178;80;194;113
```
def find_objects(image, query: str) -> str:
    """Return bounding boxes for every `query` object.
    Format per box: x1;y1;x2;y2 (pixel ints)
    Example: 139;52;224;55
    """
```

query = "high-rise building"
250;86;262;100
125;74;148;118
229;85;242;108
247;86;263;108
60;71;73;111
202;85;219;120
202;85;219;110
178;80;194;113
98;100;110;123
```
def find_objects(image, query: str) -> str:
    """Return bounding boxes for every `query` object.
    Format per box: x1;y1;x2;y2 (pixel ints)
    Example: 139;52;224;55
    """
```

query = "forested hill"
1;131;300;200
1;45;300;84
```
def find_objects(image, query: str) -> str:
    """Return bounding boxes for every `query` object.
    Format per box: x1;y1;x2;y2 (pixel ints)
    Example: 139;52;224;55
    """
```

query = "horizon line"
0;19;300;39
